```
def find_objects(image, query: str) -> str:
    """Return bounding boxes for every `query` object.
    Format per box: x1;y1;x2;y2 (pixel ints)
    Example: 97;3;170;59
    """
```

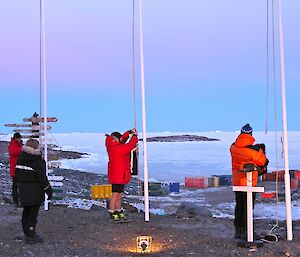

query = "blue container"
217;175;232;186
169;182;180;193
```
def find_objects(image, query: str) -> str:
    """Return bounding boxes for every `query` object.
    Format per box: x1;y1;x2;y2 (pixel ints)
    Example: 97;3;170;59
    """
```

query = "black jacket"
15;146;51;206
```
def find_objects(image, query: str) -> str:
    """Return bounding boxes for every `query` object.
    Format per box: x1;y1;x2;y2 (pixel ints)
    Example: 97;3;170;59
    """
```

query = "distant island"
0;141;88;166
139;134;220;142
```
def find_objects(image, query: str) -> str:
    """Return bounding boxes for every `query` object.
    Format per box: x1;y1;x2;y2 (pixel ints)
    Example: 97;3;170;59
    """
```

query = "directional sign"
23;117;58;122
39;138;54;143
49;175;64;188
13;128;51;133
50;181;63;187
21;133;45;139
48;175;64;181
5;124;52;129
48;161;61;168
5;124;32;127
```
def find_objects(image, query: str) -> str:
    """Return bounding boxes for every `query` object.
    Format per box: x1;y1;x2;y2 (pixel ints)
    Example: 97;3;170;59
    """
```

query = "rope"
132;0;143;205
132;0;137;129
40;0;42;126
48;132;78;171
271;0;280;230
265;0;269;134
263;0;280;242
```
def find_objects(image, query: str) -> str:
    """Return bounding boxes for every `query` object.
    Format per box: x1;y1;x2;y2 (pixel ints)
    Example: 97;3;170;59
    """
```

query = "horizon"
2;130;300;138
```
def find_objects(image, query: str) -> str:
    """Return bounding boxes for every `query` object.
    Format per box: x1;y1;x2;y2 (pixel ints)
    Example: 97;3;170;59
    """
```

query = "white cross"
233;171;264;242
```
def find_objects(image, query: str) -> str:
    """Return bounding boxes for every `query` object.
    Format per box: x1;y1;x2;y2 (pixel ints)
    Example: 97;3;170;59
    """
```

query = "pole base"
237;239;264;248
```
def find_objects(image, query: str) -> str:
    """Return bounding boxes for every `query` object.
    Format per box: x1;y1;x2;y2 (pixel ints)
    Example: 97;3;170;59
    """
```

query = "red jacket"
8;139;23;177
105;131;138;185
230;134;268;187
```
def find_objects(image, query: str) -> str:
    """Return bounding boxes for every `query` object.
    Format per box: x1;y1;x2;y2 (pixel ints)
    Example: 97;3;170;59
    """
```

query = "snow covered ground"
2;131;300;220
47;131;300;182
48;131;300;221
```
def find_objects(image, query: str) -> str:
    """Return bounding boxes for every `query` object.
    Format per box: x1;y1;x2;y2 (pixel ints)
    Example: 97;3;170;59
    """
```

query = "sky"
0;0;299;133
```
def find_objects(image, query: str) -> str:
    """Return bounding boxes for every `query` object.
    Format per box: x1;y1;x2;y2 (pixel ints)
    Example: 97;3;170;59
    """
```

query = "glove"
44;186;53;200
128;128;137;136
259;167;267;176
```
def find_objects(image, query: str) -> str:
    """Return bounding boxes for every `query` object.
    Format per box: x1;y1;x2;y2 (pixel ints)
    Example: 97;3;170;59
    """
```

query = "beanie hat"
26;139;39;149
241;123;253;135
13;132;22;139
111;132;122;139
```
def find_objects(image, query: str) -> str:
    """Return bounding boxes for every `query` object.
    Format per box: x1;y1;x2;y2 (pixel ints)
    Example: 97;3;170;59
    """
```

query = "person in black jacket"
15;139;53;244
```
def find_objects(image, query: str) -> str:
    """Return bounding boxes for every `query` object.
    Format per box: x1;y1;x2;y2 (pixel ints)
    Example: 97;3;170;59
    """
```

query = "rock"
139;135;220;142
90;204;104;211
175;202;212;219
2;197;13;204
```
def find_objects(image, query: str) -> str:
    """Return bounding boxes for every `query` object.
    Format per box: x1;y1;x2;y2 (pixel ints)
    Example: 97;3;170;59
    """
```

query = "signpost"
4;112;61;210
232;165;264;247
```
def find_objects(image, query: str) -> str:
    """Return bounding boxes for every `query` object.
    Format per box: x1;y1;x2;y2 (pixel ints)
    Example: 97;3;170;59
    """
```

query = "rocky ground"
0;143;300;256
140;135;220;142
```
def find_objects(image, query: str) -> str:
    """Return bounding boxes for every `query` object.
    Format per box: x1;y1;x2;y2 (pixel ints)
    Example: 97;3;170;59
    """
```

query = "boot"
109;211;120;223
234;227;242;239
117;210;130;222
239;228;247;240
25;227;44;244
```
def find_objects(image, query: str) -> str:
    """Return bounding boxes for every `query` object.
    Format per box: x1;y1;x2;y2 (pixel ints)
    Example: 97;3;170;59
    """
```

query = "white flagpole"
278;0;293;241
41;0;49;211
138;0;150;222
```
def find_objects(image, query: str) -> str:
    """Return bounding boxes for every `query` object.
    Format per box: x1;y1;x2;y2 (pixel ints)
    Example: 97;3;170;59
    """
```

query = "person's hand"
130;128;138;136
45;186;53;200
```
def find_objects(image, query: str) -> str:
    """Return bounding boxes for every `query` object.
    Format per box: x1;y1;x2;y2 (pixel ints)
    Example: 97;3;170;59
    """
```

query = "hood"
234;133;255;147
105;135;120;148
9;139;22;147
22;145;42;156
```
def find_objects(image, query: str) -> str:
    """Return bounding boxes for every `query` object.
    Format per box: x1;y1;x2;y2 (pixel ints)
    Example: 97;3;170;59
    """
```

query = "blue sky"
0;0;299;133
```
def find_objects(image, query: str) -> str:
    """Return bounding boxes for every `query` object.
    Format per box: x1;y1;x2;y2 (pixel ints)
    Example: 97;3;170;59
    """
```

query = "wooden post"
233;172;264;244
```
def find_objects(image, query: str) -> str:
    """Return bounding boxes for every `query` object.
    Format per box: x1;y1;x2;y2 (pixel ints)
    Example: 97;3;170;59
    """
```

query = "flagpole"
41;0;49;211
138;0;150;222
278;0;293;241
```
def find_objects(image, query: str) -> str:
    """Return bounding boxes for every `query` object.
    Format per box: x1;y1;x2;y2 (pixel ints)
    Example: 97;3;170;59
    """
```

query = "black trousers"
12;177;19;204
234;192;256;230
22;205;40;236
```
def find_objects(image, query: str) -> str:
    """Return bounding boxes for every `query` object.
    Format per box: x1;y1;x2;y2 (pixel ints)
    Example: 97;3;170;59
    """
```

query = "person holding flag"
105;128;138;223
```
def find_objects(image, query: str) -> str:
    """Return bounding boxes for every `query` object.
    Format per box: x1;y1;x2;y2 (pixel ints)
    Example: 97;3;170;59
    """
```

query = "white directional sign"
50;181;63;187
48;175;64;181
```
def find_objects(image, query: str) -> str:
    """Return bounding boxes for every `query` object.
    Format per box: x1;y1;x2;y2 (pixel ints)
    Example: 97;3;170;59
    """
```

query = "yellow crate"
91;184;112;199
213;176;219;187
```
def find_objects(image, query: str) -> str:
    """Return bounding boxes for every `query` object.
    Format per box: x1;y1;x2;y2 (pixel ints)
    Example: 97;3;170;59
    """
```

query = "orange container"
261;192;276;199
185;177;208;189
262;173;276;181
290;178;299;190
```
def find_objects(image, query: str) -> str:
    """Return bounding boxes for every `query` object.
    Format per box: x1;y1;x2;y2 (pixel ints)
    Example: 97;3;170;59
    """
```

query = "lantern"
136;236;152;253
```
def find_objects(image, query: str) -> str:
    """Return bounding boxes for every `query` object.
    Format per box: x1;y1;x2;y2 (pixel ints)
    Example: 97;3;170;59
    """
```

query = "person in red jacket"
8;132;23;206
105;128;138;222
230;124;268;239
